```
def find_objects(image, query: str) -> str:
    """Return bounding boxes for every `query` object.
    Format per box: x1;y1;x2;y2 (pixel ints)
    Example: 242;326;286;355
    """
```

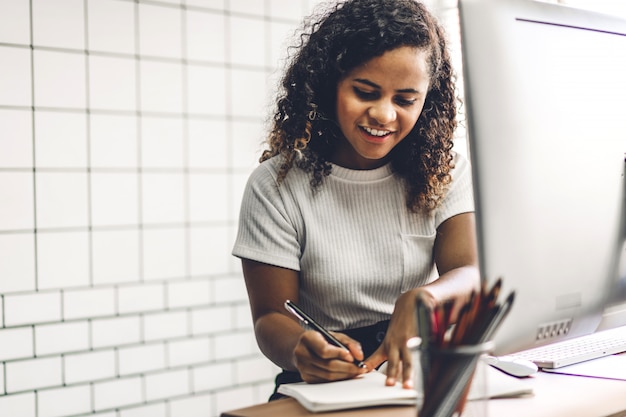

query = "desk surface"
221;365;626;417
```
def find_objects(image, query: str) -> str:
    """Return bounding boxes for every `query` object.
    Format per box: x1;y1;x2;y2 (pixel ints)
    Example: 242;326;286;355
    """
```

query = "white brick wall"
0;327;34;360
64;350;117;384
118;343;166;375
0;1;312;416
5;357;62;393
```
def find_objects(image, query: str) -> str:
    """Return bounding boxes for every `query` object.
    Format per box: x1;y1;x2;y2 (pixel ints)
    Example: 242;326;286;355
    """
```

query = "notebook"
277;371;417;413
277;368;533;413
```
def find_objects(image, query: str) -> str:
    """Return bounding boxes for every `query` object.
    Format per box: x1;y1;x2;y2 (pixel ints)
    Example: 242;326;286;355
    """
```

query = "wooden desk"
221;367;626;417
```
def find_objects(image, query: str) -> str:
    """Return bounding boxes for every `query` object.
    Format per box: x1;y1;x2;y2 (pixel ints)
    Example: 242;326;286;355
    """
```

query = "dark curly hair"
261;0;457;212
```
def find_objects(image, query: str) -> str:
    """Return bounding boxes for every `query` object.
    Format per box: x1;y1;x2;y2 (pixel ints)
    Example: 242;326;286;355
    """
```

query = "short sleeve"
232;162;302;271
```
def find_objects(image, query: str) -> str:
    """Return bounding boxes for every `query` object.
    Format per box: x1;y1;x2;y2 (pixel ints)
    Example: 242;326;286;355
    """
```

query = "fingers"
384;346;401;386
379;339;414;388
401;354;414;389
332;332;365;362
363;346;387;372
385;352;414;388
294;331;367;383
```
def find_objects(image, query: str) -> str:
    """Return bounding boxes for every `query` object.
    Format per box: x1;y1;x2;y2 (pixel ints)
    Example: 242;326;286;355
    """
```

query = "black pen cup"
409;339;494;417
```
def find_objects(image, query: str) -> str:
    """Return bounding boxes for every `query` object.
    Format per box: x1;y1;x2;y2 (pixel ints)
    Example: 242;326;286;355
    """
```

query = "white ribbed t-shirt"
233;153;474;330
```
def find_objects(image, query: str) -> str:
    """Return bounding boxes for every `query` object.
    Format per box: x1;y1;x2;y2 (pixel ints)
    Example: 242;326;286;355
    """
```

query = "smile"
361;126;393;137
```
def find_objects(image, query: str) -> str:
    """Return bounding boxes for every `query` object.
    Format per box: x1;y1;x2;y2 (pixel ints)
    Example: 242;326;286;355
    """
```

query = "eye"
394;96;417;107
353;87;378;100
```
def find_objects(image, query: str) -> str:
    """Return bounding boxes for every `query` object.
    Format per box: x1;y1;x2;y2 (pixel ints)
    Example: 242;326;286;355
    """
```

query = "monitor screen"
459;0;626;355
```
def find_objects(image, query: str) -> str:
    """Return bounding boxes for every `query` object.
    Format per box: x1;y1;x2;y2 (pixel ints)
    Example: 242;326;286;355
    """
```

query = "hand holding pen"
285;300;368;371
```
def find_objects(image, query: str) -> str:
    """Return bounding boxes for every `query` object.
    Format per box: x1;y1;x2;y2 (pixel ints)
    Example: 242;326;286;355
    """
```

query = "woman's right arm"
241;259;366;382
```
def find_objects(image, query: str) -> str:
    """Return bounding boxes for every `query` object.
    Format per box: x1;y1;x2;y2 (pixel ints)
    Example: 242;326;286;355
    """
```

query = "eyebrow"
353;78;421;94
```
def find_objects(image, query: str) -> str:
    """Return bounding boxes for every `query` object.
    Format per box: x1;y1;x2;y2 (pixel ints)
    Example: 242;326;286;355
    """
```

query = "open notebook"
277;368;533;413
277;371;416;413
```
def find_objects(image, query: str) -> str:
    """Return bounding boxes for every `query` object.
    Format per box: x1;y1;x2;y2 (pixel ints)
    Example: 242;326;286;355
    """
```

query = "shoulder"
247;155;308;184
243;156;311;205
247;156;281;182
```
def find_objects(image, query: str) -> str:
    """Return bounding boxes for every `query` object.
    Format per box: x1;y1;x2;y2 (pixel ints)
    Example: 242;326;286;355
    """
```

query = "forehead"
344;46;431;90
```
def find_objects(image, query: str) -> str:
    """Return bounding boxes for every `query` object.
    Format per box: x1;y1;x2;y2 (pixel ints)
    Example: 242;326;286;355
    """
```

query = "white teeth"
362;126;390;137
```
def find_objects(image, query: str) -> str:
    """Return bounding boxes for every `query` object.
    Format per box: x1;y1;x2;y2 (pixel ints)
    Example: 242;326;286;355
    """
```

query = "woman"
232;0;480;399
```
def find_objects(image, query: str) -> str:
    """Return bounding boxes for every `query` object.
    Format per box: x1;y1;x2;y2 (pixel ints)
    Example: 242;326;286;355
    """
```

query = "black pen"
284;300;367;369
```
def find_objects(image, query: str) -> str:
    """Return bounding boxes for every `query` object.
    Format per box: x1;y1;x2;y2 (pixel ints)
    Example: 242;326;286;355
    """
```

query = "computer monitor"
458;0;626;355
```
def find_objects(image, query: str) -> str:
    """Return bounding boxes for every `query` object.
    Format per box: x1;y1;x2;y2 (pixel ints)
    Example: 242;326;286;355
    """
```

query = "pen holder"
411;339;494;417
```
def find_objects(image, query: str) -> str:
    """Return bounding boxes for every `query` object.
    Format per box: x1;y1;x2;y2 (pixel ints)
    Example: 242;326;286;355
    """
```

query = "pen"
284;300;367;369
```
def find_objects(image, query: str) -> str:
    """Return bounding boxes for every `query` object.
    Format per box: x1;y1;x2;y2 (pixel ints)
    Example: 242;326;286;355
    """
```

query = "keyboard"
510;326;626;369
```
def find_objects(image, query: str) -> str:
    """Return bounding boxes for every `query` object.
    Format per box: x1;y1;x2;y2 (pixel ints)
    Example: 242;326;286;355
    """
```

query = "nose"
368;100;397;126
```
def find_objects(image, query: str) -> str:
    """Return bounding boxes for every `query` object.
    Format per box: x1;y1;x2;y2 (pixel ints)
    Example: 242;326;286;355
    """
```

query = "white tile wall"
91;316;141;348
93;376;143;411
91;229;141;284
32;0;85;50
142;228;187;280
0;1;318;416
34;321;90;355
5;356;62;393
168;279;211;308
64;349;116;384
188;173;230;222
145;368;190;401
0;47;32;106
144;310;188;341
0;109;32;168
214;386;257;417
228;15;265;67
89;55;137;111
38;385;92;417
186;65;227;116
186;10;225;62
118;343;166;375
138;3;182;59
192;362;233;391
89;114;138;168
141;174;186;223
187;119;228;168
139;60;183;113
0;172;34;230
63;287;116;319
0;327;34;361
141;117;185;168
4;291;62;327
169;395;213;417
35;173;89;228
34;111;88;168
0;0;30;45
33;50;87;109
0;392;36;417
168;337;211;366
90;174;139;226
120;403;168;417
117;283;165;314
87;0;136;54
37;231;91;289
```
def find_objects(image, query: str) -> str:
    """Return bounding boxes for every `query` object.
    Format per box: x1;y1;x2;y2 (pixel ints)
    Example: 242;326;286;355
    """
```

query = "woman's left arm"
364;212;481;387
422;211;481;318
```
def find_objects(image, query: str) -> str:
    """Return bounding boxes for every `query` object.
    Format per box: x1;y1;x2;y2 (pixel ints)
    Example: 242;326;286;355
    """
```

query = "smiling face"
333;46;431;170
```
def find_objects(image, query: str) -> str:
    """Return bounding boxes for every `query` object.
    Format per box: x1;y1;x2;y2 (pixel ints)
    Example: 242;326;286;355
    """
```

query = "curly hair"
261;0;458;212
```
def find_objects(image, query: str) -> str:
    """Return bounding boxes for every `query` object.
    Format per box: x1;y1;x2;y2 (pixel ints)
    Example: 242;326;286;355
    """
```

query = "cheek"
401;109;423;135
408;102;428;128
336;96;362;127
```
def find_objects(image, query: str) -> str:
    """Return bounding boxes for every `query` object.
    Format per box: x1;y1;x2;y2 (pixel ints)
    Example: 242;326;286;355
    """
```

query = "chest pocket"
401;231;437;292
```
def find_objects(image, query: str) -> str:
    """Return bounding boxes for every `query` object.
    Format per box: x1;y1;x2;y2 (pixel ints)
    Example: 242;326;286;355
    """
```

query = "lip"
359;126;394;143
